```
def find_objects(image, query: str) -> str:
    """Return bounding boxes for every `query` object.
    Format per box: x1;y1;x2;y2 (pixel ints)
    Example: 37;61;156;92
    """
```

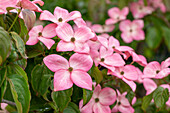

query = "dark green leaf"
90;66;103;84
0;27;11;65
18;19;29;43
52;88;73;112
0;79;7;103
126;91;135;103
31;64;53;96
141;93;153;111
153;87;169;108
0;68;7;87
63;102;80;113
13;58;27;69
83;89;93;106
146;27;162;49
26;43;44;58
7;74;31;113
162;26;170;51
11;32;27;59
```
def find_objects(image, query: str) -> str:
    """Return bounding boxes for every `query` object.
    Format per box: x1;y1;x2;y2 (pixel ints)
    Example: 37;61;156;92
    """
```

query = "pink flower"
109;65;139;92
91;24;115;33
40;6;81;25
130;1;153;19
26;24;57;49
112;90;134;113
79;84;117;113
143;78;157;95
147;0;166;12
0;0;18;14
17;0;44;12
143;59;170;79
1;103;8;110
119;19;145;43
56;23;95;53
105;7;129;25
93;46;125;72
43;53;93;91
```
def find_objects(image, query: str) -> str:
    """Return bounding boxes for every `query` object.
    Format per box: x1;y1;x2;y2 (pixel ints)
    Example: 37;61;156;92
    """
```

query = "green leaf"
142;93;153;111
7;64;28;81
19;19;29;43
146;27;162;49
0;68;7;87
7;74;31;113
143;0;148;6
162;26;170;51
26;43;44;58
0;27;11;65
0;79;7;103
52;88;73;112
153;87;169;108
11;32;27;59
14;58;27;69
90;66;103;84
83;89;93;106
63;102;80;113
126;91;135;103
31;64;53;96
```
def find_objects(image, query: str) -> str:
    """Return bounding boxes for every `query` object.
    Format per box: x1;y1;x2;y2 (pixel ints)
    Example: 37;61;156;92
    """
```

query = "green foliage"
89;65;103;84
83;89;93;106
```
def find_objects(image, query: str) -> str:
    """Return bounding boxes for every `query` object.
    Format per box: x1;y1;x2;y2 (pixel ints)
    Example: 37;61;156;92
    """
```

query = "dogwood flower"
40;6;81;25
26;24;57;49
147;0;166;12
112;90;134;113
109;65;139;92
43;53;93;91
143;58;170;79
91;24;115;33
56;23;95;53
119;19;145;43
130;0;153;19
79;84;117;113
105;7;129;25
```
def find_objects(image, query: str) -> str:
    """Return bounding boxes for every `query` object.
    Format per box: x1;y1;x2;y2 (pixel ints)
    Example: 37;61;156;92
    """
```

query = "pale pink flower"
40;6;81;25
130;0;153;19
147;0;166;12
26;24;57;49
93;46;125;72
91;24;115;33
79;84;117;113
143;59;170;79
119;19;145;43
109;65;139;92
56;23;95;53
1;103;8;110
143;78;157;95
130;51;147;66
112;90;134;113
0;0;19;14
43;53;93;91
106;7;129;25
17;0;44;12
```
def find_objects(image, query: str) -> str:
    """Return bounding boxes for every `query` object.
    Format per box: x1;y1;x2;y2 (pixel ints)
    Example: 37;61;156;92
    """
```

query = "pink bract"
112;90;134;113
106;7;129;25
56;23;95;53
43;53;93;91
0;0;19;14
40;6;81;25
119;19;145;43
26;24;57;49
91;24;115;33
80;84;117;113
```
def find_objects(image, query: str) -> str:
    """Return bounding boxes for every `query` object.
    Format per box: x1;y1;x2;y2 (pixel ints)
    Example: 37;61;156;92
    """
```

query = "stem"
162;78;170;85
2;99;16;106
8;9;21;32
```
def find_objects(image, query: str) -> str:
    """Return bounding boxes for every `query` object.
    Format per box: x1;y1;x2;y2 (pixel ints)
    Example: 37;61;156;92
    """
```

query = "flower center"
118;101;121;105
129;29;133;33
101;58;105;62
68;67;73;72
95;98;99;103
139;6;143;10
71;37;75;42
38;32;42;37
120;71;124;75
58;17;63;22
117;16;120;20
156;70;160;74
112;46;115;49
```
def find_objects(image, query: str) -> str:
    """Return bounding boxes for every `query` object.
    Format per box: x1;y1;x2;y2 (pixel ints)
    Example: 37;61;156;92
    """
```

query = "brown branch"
2;99;16;106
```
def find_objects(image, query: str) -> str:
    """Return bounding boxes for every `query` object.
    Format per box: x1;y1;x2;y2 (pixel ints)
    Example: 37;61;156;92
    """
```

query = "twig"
2;99;16;106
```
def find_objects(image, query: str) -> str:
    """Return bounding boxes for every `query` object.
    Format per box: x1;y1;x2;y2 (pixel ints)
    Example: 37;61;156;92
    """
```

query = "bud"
22;9;36;30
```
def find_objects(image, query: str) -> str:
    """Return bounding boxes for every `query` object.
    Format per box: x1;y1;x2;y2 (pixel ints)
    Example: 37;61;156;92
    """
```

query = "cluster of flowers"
0;0;169;113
